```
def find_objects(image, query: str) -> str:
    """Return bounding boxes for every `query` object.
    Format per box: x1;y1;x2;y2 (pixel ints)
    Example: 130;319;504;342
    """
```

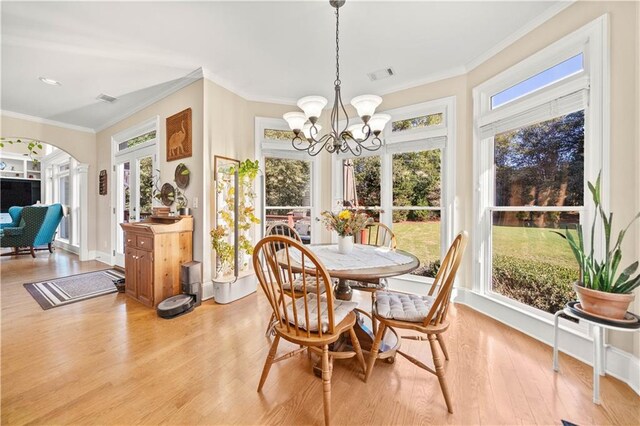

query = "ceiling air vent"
97;93;117;103
367;67;395;82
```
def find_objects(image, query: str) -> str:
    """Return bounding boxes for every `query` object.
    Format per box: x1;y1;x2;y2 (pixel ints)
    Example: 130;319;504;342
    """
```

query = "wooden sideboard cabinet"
120;216;193;307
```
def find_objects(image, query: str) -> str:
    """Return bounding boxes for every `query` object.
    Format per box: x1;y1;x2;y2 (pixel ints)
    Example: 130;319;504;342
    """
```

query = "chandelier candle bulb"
283;111;307;133
297;96;328;120
350;95;382;121
348;124;366;140
368;113;392;133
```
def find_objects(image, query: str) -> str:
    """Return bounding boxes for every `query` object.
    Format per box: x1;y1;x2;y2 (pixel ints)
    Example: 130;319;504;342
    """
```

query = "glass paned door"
114;149;155;267
264;157;313;243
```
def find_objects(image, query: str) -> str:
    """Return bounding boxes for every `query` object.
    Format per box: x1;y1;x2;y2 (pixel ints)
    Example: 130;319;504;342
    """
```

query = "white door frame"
110;116;159;266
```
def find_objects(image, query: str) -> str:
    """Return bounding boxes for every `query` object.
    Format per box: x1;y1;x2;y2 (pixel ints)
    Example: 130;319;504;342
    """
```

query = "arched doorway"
0;137;90;260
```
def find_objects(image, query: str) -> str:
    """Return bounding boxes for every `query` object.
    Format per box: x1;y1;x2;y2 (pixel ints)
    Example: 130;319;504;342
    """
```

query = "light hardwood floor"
1;251;638;425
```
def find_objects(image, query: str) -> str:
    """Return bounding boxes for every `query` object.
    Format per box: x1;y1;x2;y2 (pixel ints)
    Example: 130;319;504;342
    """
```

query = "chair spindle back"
253;235;336;338
423;231;468;327
356;222;397;249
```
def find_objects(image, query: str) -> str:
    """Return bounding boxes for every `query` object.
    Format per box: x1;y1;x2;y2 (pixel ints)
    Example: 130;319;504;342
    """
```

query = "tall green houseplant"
555;173;640;318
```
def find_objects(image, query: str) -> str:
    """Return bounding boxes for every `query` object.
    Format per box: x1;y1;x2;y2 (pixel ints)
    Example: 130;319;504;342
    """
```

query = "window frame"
255;117;322;243
43;149;79;247
332;96;456;284
472;15;609;324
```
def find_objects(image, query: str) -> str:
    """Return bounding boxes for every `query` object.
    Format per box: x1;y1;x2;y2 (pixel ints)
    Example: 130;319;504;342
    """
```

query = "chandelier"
283;0;390;156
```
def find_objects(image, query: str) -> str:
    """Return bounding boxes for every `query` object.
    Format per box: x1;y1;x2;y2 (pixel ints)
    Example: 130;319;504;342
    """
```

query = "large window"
256;118;321;244
334;98;455;281
392;149;442;275
473;17;607;318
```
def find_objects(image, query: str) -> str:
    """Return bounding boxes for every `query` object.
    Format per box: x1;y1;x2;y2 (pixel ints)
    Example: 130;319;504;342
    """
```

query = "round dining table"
279;243;421;365
283;243;420;301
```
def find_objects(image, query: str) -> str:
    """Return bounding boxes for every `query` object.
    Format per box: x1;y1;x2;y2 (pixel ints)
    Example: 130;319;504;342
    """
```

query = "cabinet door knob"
140;241;144;245
127;239;132;243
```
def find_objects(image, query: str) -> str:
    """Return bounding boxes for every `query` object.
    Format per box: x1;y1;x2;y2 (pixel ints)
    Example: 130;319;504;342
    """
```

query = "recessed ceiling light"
39;77;61;86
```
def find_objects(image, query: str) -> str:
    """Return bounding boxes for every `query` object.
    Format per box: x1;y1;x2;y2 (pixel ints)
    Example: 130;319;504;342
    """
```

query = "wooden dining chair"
254;235;366;426
265;222;303;243
364;231;468;414
263;223;318;336
355;222;397;250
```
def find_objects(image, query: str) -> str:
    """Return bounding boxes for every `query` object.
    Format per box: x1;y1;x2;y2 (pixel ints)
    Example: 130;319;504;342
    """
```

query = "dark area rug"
24;269;124;310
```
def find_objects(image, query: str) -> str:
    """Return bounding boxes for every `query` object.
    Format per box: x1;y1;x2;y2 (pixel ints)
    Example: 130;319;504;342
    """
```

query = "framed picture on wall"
166;108;192;162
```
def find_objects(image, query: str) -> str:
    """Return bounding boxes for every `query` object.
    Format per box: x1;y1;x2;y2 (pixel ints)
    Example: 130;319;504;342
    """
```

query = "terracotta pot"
573;282;635;320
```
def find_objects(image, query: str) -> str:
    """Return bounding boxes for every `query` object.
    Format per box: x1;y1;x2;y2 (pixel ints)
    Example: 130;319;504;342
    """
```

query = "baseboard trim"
452;287;640;396
202;280;214;301
93;251;113;265
54;240;79;255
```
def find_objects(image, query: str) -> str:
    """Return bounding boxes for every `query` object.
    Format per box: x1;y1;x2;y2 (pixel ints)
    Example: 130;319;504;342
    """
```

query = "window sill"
457;288;589;338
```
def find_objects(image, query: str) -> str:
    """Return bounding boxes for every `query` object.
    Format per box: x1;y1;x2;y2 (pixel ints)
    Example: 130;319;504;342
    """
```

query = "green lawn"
392;221;577;269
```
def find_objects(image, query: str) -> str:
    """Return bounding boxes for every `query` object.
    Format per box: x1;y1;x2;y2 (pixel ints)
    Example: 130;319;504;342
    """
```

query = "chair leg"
257;335;280;392
436;334;450;361
321;344;332;426
48;243;54;253
364;322;386;383
348;326;366;376
371;294;377;337
264;312;276;337
30;246;36;258
428;334;453;413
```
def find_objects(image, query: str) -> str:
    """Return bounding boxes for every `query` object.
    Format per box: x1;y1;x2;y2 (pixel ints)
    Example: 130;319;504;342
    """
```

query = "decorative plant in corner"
210;159;260;277
554;172;640;319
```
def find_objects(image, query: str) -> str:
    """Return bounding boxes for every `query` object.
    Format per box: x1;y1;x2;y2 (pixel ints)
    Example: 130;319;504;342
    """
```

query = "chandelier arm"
337;86;350;137
357;135;384;152
341;132;362;157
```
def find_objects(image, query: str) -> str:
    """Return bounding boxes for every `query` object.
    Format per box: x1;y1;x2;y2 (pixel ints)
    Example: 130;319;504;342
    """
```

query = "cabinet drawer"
125;235;136;248
137;235;153;249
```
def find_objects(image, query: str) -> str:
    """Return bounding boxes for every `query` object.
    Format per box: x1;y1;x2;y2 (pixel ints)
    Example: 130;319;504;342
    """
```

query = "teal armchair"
0;204;64;257
0;206;23;230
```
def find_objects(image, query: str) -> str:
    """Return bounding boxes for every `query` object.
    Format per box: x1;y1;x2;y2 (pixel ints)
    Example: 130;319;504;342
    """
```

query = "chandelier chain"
335;7;340;86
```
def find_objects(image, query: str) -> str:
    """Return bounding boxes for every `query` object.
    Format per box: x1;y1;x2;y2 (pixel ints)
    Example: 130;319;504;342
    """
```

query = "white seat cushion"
281;276;326;294
375;290;435;322
285;293;358;333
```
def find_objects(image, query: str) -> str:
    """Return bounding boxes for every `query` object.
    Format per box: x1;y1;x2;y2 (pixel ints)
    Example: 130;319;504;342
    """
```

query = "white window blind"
479;89;588;139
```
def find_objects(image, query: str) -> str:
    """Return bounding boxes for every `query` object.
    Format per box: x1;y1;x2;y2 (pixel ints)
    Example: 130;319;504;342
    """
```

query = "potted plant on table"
321;209;372;254
555;173;640;320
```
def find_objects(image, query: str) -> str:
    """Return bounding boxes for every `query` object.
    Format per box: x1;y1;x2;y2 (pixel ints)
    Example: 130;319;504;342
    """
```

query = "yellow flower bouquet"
320;209;372;237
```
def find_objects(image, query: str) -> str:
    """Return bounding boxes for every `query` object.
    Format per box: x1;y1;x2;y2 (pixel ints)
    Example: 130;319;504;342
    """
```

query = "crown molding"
201;67;296;106
0;110;96;133
465;0;576;72
377;66;467;96
94;68;204;133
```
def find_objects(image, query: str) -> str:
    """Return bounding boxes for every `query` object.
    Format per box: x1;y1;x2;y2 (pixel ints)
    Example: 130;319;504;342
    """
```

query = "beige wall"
95;80;205;264
202;79;298;283
0;115;98;252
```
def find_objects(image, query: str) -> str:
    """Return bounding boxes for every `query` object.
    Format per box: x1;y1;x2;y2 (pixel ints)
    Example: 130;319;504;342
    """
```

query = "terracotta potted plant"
555;173;640;320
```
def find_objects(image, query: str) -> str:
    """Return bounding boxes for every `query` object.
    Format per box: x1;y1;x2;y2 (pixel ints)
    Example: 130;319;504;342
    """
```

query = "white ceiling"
1;1;568;131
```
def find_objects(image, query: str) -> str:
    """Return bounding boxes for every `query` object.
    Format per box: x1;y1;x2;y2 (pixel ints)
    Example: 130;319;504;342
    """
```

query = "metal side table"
553;301;640;404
